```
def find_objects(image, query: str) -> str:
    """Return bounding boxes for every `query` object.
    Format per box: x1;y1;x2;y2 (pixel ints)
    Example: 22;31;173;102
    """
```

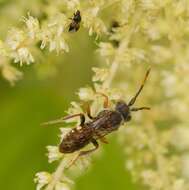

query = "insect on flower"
68;10;81;32
42;69;151;167
110;20;120;47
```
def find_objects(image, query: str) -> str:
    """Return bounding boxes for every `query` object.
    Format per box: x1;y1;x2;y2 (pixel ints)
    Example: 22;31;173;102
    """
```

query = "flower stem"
45;155;71;190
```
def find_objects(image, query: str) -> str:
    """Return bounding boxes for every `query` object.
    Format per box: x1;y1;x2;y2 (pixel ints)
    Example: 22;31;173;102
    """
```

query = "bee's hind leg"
79;139;99;156
66;139;99;169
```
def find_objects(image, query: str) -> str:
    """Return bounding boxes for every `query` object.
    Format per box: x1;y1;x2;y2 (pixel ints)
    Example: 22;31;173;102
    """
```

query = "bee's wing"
91;110;111;129
90;117;106;130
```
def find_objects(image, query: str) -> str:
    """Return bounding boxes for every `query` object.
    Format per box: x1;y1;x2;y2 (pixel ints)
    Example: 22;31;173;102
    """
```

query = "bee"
68;10;81;32
110;21;120;47
43;69;151;167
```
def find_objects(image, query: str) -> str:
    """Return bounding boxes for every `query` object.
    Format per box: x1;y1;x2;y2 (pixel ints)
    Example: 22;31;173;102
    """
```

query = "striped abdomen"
59;125;94;153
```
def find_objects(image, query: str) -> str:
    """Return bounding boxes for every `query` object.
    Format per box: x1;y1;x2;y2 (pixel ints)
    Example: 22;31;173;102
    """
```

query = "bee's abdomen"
59;125;94;153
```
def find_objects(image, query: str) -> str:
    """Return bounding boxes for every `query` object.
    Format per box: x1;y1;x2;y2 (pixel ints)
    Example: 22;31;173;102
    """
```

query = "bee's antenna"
128;68;151;106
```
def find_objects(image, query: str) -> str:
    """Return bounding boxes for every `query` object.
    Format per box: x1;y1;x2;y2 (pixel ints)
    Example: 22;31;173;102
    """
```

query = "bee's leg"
96;92;109;108
83;102;94;119
42;113;85;126
66;139;99;169
79;139;99;156
99;137;109;144
95;132;109;144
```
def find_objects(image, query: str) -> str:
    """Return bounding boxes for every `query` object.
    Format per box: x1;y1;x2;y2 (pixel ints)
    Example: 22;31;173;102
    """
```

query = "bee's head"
115;101;131;121
74;10;81;22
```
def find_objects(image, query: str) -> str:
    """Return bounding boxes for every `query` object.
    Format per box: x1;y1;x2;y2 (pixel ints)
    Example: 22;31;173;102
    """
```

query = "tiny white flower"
6;28;25;50
40;29;51;49
92;67;109;82
88;18;107;36
57;26;64;37
78;87;95;101
98;42;115;59
83;7;107;36
34;172;52;190
49;40;56;52
46;145;63;163
39;13;69;53
22;13;40;39
12;47;34;65
49;38;69;53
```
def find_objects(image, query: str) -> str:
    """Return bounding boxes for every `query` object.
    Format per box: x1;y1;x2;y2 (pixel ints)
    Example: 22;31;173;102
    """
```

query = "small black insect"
43;69;151;167
109;21;122;47
69;10;81;32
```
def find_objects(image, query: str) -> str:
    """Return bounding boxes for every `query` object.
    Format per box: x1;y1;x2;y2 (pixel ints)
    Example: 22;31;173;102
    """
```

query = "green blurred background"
0;1;137;189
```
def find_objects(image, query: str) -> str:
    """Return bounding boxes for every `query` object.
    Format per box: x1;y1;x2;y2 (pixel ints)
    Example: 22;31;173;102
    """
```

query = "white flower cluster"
105;1;189;190
0;0;186;190
34;172;52;190
39;14;69;53
82;7;107;36
0;12;69;84
33;0;189;189
34;171;71;190
0;0;118;85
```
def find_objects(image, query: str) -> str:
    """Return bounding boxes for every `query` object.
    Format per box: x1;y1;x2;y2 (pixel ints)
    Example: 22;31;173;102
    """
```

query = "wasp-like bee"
69;10;81;32
43;69;151;167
